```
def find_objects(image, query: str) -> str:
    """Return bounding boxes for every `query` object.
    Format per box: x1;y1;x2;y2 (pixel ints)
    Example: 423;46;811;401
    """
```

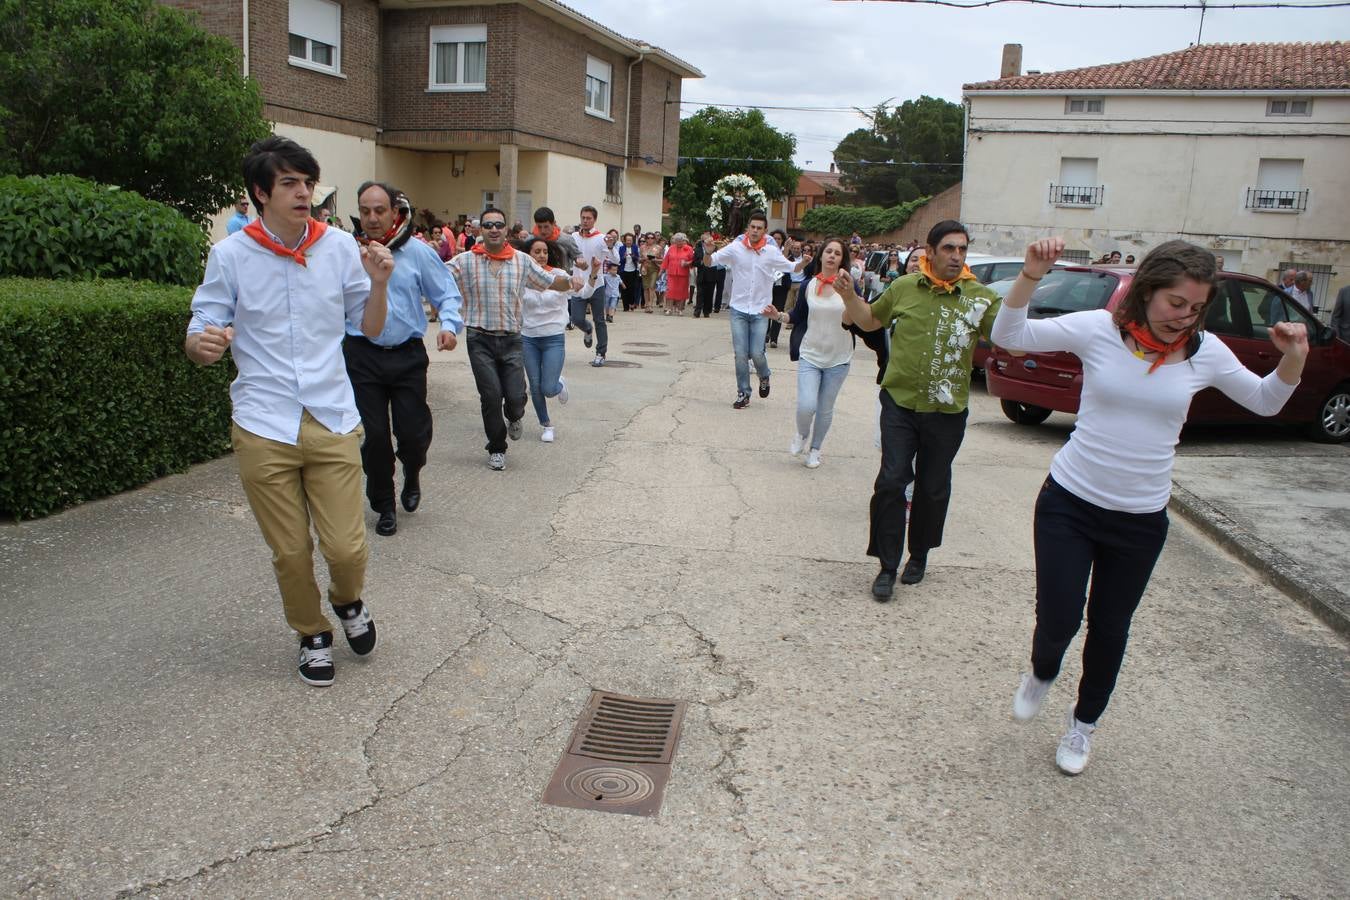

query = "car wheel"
1308;383;1350;443
1000;400;1052;425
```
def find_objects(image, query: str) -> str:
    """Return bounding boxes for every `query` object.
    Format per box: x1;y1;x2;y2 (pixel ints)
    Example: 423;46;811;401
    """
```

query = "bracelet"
1019;270;1043;282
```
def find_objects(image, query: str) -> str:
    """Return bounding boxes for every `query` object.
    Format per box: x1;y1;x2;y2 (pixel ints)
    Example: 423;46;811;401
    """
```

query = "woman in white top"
519;237;600;442
993;238;1307;775
761;237;855;468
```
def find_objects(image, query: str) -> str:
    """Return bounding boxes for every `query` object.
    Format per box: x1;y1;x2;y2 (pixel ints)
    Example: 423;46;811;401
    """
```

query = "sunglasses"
481;221;507;230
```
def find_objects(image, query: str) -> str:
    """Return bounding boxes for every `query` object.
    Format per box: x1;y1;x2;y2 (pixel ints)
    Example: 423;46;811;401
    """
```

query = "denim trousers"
867;391;968;572
795;359;851;451
729;308;771;394
569;293;607;356
1030;475;1168;724
521;332;566;426
466;329;527;453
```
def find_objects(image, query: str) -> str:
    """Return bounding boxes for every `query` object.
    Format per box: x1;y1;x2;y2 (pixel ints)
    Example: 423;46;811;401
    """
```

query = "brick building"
164;0;701;237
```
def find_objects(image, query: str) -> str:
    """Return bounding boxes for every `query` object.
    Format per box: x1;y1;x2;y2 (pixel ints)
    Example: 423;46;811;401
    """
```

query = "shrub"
0;278;233;520
799;197;930;238
0;175;208;285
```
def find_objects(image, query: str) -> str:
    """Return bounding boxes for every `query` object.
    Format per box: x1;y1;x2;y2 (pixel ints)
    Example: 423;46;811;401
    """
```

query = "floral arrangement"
706;174;769;234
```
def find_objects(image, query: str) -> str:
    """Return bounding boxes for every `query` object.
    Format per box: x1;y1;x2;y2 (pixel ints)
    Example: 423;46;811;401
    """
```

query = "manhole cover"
542;691;687;817
625;350;669;357
598;359;641;368
621;342;667;348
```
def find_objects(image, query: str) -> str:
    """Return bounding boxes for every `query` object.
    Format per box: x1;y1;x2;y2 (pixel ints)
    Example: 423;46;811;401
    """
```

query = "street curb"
1169;482;1350;638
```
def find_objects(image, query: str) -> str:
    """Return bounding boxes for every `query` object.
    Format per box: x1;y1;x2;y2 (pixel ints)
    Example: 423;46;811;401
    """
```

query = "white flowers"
707;174;769;233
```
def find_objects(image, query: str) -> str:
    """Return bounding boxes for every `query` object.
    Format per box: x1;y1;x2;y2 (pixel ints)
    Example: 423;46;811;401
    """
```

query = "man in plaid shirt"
447;206;580;470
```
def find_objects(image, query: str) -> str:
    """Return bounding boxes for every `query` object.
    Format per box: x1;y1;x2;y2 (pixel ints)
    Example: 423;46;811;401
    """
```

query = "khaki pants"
232;411;368;637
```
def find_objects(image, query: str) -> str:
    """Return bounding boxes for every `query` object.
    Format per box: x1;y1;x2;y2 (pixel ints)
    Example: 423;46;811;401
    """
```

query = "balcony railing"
1050;184;1104;207
1246;188;1308;212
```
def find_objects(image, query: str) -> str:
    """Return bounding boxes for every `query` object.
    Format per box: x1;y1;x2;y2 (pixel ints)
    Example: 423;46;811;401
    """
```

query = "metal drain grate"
621;342;668;348
625;350;669;357
595;359;641;368
542;691;687;817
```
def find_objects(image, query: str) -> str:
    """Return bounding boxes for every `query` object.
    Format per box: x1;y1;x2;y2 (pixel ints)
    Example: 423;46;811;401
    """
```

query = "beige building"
166;0;701;240
961;41;1350;314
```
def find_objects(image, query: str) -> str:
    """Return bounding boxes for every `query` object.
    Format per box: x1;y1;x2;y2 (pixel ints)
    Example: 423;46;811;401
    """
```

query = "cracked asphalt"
2;312;1346;898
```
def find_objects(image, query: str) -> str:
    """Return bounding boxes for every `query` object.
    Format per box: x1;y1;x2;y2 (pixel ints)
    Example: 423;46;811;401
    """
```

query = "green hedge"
0;278;233;519
0;175;208;286
799;197;930;238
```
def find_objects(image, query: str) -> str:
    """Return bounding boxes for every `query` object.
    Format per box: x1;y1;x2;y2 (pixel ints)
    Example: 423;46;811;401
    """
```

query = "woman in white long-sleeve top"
519;237;600;443
993;238;1308;775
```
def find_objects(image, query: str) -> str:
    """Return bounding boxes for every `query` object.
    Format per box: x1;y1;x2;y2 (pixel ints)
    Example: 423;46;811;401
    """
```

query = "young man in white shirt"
710;211;806;408
570;205;610;366
185;137;394;687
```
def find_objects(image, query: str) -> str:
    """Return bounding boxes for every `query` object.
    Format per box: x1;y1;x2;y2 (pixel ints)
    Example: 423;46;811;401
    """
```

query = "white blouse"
799;278;854;369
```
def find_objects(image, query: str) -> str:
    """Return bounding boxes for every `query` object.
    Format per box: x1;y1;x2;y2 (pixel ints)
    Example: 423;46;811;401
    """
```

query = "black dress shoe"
900;555;927;585
872;570;896;601
401;473;421;512
375;510;397;536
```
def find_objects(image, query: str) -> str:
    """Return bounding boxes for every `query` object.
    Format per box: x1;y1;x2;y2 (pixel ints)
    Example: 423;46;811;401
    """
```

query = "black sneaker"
298;632;335;686
871;570;896;601
758;376;770;398
732;392;750;409
333;600;377;656
900;554;928;585
584;331;594;349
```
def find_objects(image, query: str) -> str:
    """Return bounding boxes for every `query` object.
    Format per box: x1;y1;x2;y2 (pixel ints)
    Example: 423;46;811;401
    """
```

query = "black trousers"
766;279;790;344
695;272;716;317
1030;476;1168;724
867;392;968;572
465;329;526;454
342;335;432;513
712;269;726;312
620;270;640;310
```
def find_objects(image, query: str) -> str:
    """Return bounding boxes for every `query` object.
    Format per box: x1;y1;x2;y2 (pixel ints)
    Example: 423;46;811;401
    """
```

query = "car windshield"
988;270;1120;318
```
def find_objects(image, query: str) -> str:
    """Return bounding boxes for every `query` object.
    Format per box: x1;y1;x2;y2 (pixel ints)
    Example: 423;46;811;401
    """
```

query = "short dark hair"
356;180;402;206
480;206;507;223
926;220;970;249
748;210;768;227
580;205;598;218
1112;240;1218;332
533;206;556;224
771;229;787;242
242;136;320;211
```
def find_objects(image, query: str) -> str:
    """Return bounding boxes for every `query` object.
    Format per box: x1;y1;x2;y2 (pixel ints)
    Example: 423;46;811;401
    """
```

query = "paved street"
2;311;1346;898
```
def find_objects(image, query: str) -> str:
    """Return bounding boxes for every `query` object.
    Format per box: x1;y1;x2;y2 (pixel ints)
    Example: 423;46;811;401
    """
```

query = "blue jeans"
796;359;851;450
729;308;770;395
520;332;565;426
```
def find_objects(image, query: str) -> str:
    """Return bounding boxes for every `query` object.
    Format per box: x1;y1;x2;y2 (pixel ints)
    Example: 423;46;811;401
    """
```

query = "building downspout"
623;46;650;167
242;0;250;76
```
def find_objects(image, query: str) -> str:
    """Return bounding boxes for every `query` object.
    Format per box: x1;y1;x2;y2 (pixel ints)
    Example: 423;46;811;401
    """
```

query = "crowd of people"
190;137;1311;778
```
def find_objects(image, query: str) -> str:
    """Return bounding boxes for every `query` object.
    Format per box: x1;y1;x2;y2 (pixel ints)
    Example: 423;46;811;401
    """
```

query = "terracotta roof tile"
964;42;1350;92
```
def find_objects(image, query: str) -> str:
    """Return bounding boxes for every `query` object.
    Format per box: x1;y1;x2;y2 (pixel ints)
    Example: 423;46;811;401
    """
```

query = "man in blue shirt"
344;181;463;537
225;195;250;234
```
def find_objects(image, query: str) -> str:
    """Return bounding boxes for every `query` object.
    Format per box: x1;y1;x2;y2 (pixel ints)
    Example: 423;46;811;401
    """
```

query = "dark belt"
466;326;515;337
349;334;422;351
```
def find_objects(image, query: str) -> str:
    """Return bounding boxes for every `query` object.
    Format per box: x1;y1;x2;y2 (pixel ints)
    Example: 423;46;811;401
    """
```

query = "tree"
0;0;271;223
665;108;800;235
834;97;964;208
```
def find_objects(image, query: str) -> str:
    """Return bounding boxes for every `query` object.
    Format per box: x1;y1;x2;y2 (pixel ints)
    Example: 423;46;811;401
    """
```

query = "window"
1064;96;1104;114
1267;98;1312;116
429;25;487;91
585;56;612;118
1247;158;1307;212
1051;157;1102;206
771;200;784;218
289;0;341;74
605;165;623;204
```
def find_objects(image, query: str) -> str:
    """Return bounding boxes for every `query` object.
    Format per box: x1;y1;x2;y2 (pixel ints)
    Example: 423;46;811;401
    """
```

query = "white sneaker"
541;426;555;443
591;355;605;367
1012;673;1054;721
1056;706;1096;775
789;432;805;456
488;452;506;471
804;449;821;468
557;376;569;405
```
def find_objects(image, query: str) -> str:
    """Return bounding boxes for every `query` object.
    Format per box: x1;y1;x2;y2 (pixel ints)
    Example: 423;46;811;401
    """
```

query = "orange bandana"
472;242;517;261
918;253;975;293
243;219;327;267
532;224;562;241
742;234;767;252
815;273;837;287
1125;321;1192;373
579;228;599;239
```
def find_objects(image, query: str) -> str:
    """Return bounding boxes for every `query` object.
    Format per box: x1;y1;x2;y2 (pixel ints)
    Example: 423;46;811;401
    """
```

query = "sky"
562;0;1350;172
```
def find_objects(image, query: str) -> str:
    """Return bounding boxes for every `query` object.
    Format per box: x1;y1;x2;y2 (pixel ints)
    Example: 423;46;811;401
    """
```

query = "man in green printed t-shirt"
836;220;1001;599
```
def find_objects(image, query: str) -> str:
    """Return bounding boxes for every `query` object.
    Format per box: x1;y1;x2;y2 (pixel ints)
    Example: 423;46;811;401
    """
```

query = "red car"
986;266;1350;442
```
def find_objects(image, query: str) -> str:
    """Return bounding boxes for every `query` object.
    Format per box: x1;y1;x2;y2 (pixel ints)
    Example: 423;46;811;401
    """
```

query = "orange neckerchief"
1125;321;1192;373
742;234;767;253
815;273;838;287
578;228;599;239
918;254;975;293
243;218;327;267
472;242;517;261
532;224;562;241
